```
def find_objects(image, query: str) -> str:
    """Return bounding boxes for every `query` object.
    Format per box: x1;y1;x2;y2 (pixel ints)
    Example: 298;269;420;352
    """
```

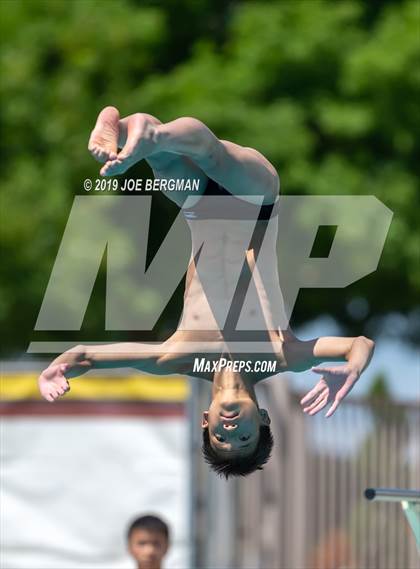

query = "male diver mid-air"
38;107;375;478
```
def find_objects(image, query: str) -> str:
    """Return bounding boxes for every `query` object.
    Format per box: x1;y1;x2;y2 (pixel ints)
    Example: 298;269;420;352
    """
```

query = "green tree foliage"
1;0;418;354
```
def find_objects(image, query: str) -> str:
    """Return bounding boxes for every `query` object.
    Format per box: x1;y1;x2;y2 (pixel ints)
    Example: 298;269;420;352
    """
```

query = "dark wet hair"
127;514;170;542
202;425;273;479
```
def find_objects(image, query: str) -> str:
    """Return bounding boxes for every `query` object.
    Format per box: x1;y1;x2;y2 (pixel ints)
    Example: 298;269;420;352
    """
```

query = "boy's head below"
201;392;273;478
127;515;169;569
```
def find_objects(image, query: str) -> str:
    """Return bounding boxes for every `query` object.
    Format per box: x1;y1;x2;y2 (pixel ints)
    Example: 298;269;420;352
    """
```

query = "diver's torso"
178;178;288;335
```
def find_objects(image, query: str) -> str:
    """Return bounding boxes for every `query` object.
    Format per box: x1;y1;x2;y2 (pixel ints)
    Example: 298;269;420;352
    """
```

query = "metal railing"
365;487;420;502
365;487;420;552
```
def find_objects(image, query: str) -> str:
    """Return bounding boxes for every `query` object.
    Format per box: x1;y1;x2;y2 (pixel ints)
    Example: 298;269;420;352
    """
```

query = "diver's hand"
38;363;71;402
300;364;360;418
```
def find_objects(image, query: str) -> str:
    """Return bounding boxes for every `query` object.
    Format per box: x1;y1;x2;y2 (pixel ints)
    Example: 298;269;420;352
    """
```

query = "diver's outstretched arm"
37;342;177;402
37;336;222;402
288;335;375;418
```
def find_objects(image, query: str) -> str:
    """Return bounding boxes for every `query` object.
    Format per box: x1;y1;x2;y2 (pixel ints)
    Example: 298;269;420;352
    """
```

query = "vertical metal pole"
368;415;377;569
318;420;327;567
348;403;358;565
391;421;401;568
288;407;306;569
386;419;392;569
360;405;370;568
409;410;420;568
378;419;388;569
187;380;198;569
328;415;336;569
337;406;346;565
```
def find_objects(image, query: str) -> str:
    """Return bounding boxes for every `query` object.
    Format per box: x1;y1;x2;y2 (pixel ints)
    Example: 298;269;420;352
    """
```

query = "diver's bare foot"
100;113;159;176
88;106;120;163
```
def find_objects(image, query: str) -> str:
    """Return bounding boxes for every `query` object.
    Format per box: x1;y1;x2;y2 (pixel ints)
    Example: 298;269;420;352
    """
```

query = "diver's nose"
223;423;238;430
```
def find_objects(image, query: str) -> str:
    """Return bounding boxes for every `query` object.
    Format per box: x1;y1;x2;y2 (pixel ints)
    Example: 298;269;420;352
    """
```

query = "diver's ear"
259;408;271;426
201;411;209;428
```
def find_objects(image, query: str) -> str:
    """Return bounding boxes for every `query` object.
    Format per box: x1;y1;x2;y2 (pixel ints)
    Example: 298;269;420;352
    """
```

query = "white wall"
1;416;189;569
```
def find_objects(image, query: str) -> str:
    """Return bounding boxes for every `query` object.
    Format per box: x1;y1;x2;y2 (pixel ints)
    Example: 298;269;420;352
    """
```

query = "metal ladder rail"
364;488;420;552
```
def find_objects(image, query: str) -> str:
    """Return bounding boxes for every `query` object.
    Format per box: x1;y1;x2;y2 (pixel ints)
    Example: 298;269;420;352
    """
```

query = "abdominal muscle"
174;217;290;374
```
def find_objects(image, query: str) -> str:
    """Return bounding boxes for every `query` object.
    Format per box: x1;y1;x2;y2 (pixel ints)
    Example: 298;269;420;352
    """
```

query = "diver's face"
202;399;269;456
